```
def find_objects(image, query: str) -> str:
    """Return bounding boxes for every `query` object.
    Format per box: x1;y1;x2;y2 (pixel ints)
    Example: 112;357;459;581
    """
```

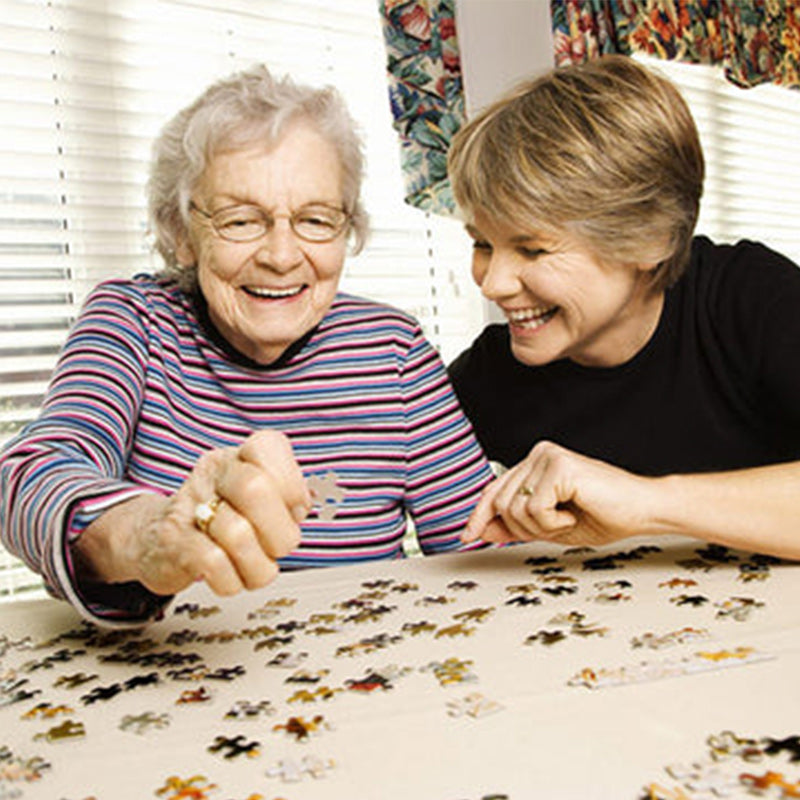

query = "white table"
1;536;799;800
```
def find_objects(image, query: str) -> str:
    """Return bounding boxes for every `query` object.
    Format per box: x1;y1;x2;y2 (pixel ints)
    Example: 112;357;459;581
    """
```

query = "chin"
510;339;563;367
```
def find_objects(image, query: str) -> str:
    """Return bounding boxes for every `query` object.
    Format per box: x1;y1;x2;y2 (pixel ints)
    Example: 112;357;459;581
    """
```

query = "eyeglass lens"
210;205;346;242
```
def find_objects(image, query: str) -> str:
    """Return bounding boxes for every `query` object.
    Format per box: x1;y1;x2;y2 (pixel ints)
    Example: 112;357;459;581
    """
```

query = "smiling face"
467;210;664;368
177;123;348;365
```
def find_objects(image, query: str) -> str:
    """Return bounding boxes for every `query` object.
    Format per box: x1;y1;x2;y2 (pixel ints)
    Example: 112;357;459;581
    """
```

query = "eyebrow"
464;224;545;245
211;195;341;209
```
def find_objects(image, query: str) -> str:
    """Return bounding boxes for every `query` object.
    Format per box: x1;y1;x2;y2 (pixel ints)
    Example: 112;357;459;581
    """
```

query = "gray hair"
147;64;368;290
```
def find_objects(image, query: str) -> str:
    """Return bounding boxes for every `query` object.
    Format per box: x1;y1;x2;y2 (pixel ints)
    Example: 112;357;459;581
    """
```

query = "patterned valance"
380;0;800;217
551;1;800;89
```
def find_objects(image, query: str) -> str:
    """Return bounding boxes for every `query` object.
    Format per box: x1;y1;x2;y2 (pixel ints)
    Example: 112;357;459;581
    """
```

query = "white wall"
454;0;555;322
455;0;555;116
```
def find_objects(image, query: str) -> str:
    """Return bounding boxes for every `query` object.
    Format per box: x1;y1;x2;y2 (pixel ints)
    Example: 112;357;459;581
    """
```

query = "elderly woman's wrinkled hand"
462;440;660;549
126;429;311;597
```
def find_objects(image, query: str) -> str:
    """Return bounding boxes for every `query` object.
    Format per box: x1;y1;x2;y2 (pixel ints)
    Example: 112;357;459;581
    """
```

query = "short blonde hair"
447;55;704;290
147;64;368;291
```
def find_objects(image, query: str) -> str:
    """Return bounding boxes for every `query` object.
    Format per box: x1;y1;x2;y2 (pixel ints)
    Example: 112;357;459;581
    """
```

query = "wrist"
637;473;690;537
73;493;168;585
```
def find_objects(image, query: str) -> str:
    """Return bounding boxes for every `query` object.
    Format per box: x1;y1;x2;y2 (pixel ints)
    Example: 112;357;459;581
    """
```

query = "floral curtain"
379;0;464;215
551;0;800;89
379;0;798;217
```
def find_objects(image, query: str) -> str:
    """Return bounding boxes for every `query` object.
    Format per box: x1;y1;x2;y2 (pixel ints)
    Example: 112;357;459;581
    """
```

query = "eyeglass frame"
188;200;351;244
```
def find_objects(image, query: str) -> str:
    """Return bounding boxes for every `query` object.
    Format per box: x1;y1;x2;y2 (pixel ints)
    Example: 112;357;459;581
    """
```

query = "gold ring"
194;496;222;534
518;485;535;497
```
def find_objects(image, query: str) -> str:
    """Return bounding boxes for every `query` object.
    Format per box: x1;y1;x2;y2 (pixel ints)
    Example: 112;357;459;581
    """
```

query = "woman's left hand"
463;440;660;548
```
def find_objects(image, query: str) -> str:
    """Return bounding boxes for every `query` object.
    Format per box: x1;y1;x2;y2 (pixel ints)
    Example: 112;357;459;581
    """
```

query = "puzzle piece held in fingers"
307;471;346;521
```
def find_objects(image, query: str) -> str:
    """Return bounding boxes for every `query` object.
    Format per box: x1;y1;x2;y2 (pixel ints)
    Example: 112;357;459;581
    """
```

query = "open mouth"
243;284;306;300
506;305;559;330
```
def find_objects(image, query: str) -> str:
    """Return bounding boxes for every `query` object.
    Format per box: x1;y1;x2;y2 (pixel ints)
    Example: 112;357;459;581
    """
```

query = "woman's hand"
463;440;660;548
75;429;311;597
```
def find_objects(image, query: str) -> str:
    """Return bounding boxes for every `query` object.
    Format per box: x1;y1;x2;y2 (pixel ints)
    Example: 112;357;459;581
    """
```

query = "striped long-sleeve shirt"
0;275;493;623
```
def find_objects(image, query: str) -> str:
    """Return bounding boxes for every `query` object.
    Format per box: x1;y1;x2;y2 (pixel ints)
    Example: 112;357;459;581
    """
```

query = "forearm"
403;334;495;554
466;442;800;560
647;461;800;559
0;439;147;595
0;444;171;625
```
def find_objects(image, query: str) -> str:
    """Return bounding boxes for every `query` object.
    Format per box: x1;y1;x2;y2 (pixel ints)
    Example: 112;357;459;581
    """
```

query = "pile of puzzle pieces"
642;730;800;799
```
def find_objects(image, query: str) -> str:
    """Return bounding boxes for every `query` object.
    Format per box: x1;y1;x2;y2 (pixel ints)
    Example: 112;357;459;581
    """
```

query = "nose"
474;250;522;302
253;220;304;273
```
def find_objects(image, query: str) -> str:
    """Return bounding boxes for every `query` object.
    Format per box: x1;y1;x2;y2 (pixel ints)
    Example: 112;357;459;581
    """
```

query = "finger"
491;518;534;543
479;518;520;544
526;503;578;537
491;472;532;514
216;461;303;560
513;489;578;537
124;497;228;596
519;464;579;536
515;478;578;539
466;461;551;543
493;453;549;516
190;446;238;504
195;542;246;597
463;479;505;542
204;500;282;589
509;489;577;534
238;430;312;522
486;460;549;541
175;518;245;597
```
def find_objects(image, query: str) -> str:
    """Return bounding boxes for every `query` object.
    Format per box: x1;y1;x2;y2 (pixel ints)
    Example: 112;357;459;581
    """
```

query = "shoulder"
80;274;196;333
82;274;188;319
680;236;800;332
687;236;800;299
326;293;421;330
676;236;800;370
321;293;428;350
449;324;513;382
85;273;187;311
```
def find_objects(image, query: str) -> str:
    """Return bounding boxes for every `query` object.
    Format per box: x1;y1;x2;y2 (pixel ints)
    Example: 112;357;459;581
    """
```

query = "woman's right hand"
462;440;658;549
74;429;312;597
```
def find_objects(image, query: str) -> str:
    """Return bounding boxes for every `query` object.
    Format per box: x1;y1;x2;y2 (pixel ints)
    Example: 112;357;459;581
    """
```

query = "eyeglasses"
189;201;350;244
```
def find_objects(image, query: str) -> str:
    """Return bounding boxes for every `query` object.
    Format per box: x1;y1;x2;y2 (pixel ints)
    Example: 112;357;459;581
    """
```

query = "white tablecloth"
1;536;799;799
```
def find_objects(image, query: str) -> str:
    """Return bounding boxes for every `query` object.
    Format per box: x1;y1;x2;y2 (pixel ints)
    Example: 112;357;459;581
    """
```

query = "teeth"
506;305;558;327
246;285;303;299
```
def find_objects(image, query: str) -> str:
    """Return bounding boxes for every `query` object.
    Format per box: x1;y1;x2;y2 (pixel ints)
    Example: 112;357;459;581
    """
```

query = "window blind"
3;8;800;601
635;54;800;265
0;0;482;600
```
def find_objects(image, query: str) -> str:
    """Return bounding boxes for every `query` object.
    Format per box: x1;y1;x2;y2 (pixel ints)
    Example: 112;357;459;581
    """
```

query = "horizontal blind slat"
637;55;800;266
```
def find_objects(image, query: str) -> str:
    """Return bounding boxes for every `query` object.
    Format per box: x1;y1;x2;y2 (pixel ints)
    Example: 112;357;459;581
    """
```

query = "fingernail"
291;504;310;524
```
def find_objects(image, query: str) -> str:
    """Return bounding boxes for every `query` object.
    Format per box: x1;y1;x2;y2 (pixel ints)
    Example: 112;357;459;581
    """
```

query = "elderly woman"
0;65;492;625
447;55;800;559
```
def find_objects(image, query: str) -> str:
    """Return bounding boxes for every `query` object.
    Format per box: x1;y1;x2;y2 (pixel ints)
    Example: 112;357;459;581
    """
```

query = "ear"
174;234;197;267
635;235;672;276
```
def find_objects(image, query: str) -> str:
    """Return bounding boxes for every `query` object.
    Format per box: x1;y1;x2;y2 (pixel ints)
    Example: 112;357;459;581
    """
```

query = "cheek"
199;243;254;289
313;247;347;283
470;255;488;286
